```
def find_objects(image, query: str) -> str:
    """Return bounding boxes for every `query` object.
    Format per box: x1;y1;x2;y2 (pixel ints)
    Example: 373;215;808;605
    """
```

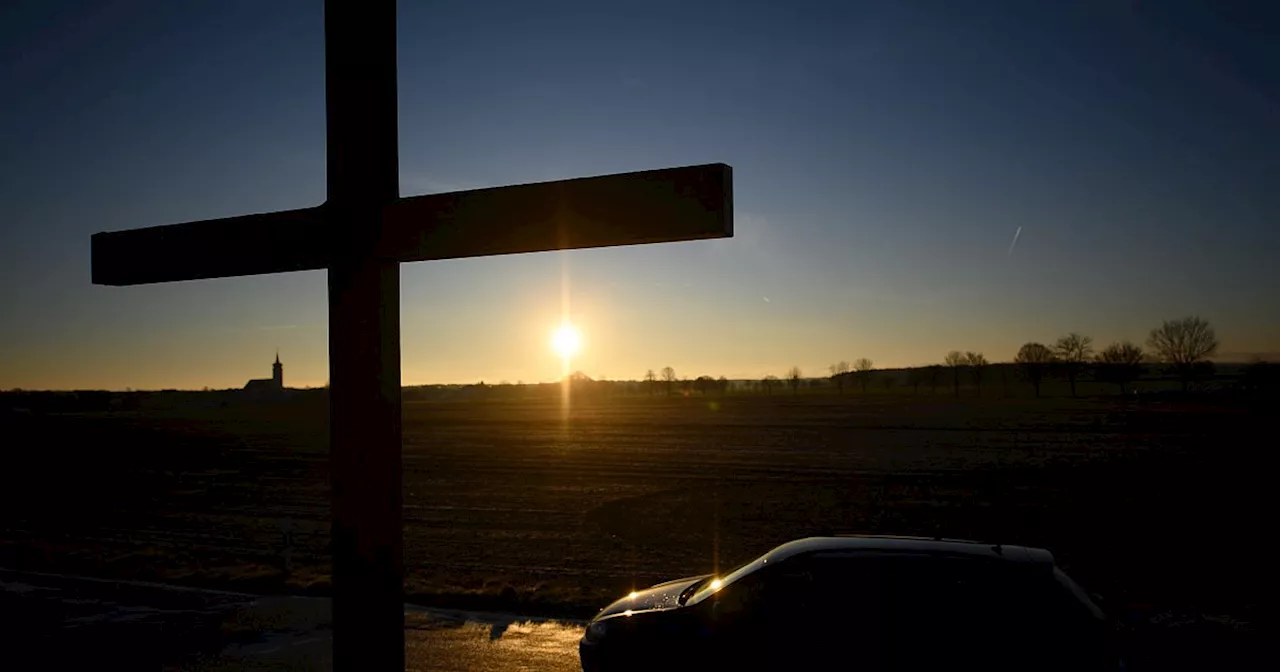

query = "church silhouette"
243;353;285;395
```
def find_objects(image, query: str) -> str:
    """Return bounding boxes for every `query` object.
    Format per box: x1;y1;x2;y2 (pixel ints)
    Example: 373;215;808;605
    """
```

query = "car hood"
594;574;711;620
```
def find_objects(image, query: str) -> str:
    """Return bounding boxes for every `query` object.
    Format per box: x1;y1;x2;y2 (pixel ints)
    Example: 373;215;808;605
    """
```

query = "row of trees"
642;365;808;396
820;316;1220;398
827;358;875;394
1013;316;1218;396
643;367;733;396
641;316;1223;398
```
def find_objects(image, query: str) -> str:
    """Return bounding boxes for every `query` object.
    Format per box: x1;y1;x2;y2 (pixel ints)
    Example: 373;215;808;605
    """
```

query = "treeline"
645;316;1279;399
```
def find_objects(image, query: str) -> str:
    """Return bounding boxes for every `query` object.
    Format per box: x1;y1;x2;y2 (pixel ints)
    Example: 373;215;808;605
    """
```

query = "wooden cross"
89;1;731;669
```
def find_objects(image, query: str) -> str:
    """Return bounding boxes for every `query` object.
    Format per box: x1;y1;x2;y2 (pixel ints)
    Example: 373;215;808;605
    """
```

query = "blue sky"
1;0;1277;389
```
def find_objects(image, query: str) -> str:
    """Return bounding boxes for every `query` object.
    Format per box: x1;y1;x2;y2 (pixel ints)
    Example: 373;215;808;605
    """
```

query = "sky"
1;0;1277;390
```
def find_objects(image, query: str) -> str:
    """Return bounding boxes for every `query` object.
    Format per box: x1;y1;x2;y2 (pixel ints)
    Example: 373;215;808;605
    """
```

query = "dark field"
0;393;1265;637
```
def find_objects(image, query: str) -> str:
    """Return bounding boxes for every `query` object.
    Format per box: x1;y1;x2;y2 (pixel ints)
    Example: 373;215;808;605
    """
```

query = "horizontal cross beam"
92;163;732;286
92;207;327;286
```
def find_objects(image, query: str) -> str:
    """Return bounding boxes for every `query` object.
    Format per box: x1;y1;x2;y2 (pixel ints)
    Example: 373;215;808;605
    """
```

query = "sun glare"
552;324;583;359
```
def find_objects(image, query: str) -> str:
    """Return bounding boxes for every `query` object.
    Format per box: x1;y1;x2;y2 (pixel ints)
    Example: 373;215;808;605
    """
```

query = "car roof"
764;535;1054;566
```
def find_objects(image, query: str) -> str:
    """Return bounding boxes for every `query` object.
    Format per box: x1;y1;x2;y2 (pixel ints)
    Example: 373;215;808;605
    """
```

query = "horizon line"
6;357;1275;395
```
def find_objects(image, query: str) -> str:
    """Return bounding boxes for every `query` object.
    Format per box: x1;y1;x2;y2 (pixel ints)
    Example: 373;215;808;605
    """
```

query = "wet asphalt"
0;569;585;671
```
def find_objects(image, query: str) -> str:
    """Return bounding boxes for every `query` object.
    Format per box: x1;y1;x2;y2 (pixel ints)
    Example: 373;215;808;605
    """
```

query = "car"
580;535;1116;671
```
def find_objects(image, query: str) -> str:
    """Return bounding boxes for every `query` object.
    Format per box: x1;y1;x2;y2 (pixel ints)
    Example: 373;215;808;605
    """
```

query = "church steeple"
273;351;284;388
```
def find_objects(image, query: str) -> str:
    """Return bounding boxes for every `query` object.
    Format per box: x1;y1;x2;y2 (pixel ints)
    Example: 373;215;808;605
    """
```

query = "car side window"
755;559;817;611
763;556;888;625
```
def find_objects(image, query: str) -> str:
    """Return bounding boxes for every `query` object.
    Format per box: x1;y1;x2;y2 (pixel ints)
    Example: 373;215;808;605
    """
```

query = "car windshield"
685;553;770;605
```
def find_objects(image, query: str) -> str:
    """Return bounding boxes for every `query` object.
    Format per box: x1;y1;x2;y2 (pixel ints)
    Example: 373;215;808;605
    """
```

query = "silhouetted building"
243;353;285;396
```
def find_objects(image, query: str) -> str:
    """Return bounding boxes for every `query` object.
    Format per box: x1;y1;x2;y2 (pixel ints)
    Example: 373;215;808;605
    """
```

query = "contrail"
1007;226;1022;256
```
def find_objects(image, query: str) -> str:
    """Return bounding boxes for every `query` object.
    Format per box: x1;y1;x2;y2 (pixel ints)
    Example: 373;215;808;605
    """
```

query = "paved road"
0;569;584;671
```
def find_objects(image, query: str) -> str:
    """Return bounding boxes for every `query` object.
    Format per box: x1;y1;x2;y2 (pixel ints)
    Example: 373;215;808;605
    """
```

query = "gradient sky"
2;0;1277;390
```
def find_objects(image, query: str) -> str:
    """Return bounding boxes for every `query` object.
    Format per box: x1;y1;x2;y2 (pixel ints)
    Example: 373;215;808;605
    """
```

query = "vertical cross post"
325;1;403;669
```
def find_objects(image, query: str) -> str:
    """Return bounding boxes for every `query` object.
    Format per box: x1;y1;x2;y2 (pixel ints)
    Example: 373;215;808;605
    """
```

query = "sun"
552;324;583;359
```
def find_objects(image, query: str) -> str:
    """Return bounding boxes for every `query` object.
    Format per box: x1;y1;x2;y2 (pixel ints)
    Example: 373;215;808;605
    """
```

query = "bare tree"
1014;342;1055;397
1095;341;1145;395
644;369;656;396
1054;333;1094;398
761;374;780;395
1148;316;1218;392
660;366;676;396
853;358;874;393
787;366;803;394
828;361;851;395
966;352;988;396
944;351;966;397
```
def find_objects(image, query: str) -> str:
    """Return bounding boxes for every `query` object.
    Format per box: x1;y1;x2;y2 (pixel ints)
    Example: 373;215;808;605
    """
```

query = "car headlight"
584;620;609;642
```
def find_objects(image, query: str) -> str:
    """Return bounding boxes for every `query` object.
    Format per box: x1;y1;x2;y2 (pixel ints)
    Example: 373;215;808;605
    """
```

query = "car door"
884;555;1043;671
